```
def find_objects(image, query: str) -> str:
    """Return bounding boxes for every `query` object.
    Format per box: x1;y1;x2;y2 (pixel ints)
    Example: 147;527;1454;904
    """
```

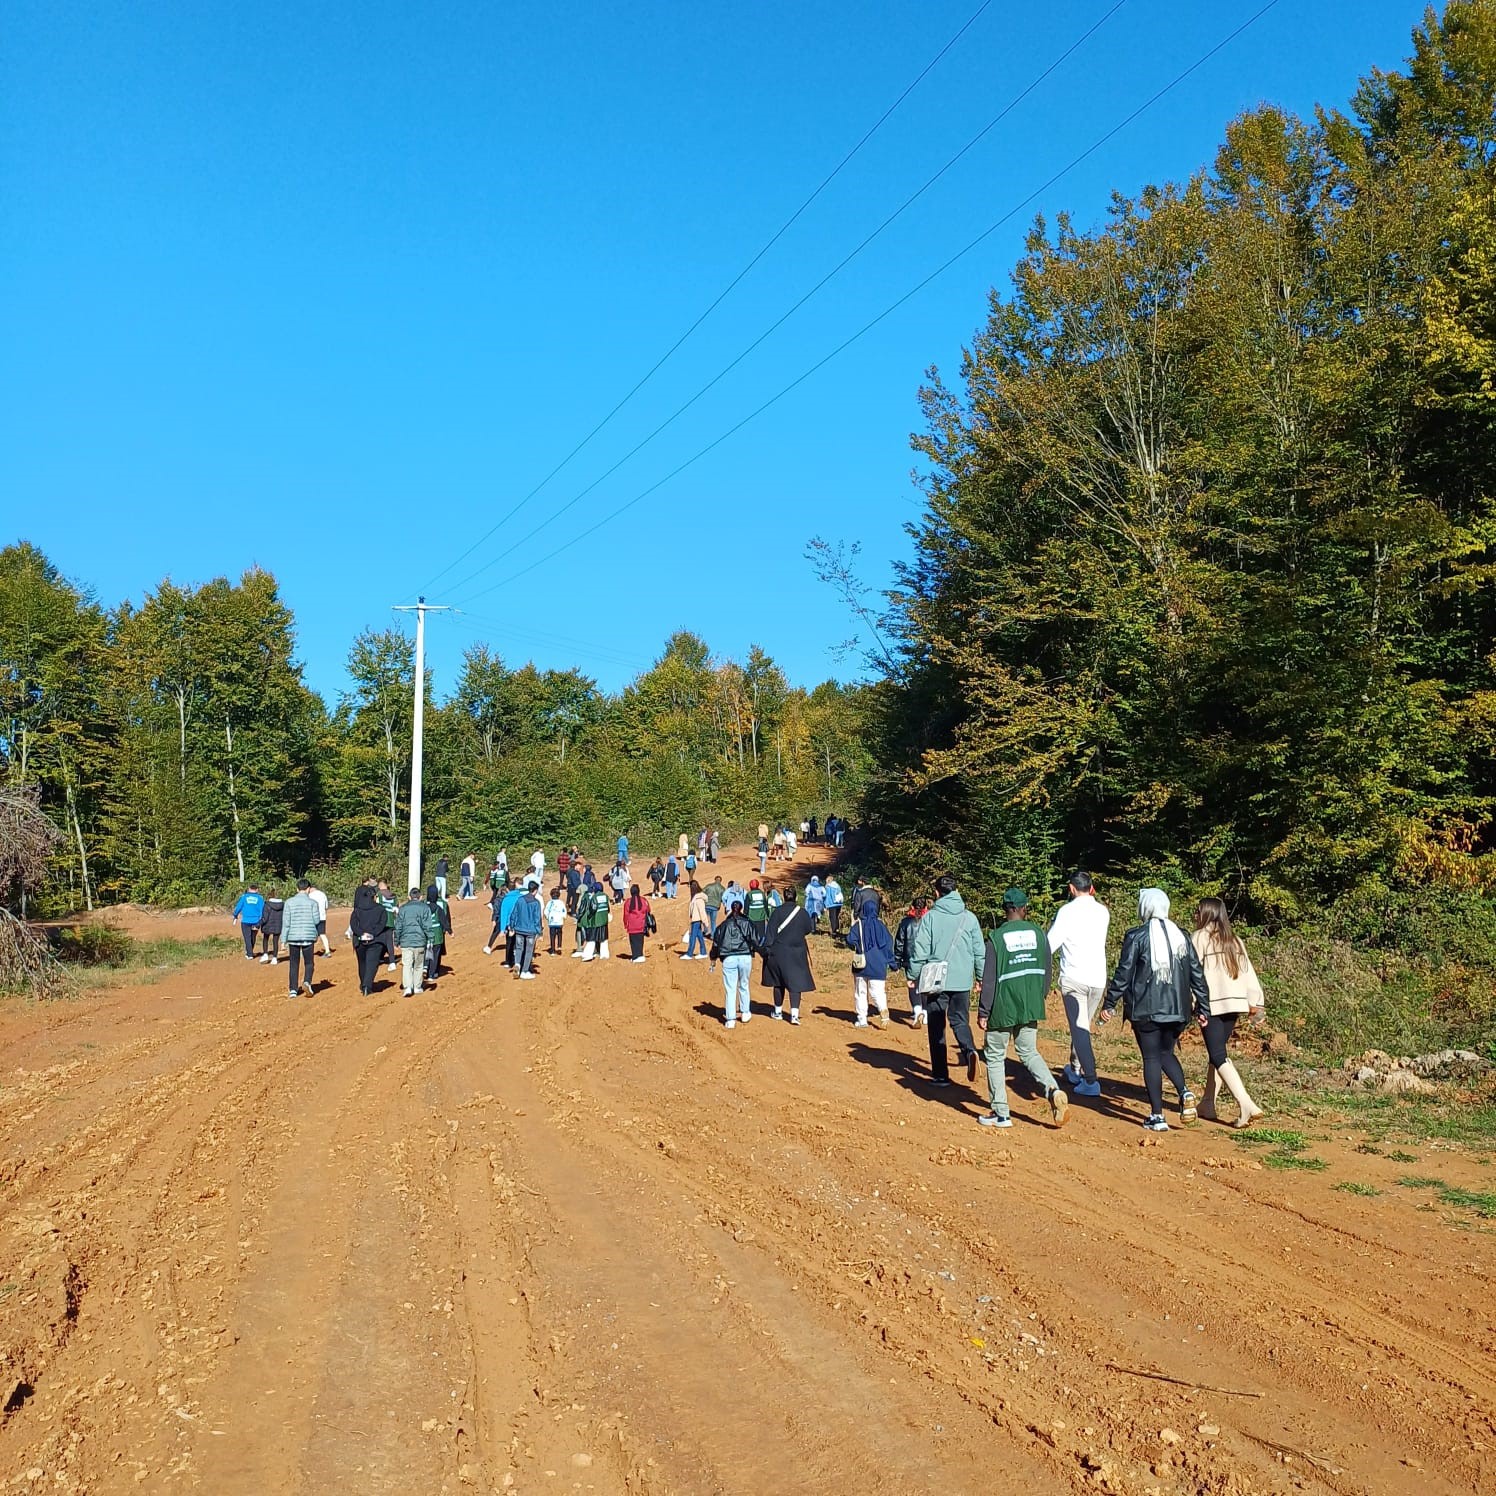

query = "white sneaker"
519;972;536;980
740;1012;751;1024
258;953;269;964
386;962;396;971
571;950;585;958
599;953;610;960
789;1013;800;1026
771;1009;783;1021
853;1018;869;1028
724;1020;736;1030
631;957;646;964
482;945;491;955
270;956;278;966
581;954;595;962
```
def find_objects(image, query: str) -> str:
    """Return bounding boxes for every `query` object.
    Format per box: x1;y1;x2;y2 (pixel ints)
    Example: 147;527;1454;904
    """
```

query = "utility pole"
393;597;448;895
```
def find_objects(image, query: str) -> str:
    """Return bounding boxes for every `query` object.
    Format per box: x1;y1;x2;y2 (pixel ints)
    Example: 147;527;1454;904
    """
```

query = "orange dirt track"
2;843;1492;1494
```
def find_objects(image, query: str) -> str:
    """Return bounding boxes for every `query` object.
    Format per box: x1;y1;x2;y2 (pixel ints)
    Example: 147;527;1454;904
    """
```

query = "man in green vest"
743;879;770;933
975;888;1068;1130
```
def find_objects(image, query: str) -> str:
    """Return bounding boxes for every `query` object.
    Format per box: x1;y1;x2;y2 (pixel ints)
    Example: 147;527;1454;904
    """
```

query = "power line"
443;0;1130;604
418;0;999;595
451;0;1283;604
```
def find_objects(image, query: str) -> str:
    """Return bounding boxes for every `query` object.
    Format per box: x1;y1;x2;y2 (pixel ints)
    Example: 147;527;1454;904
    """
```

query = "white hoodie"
1047;894;1110;989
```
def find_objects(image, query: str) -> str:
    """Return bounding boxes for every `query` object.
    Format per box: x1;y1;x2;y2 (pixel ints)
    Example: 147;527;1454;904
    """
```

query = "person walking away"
557;846;572;893
824;876;846;938
648;857;664;897
757;830;768;876
484;880;508;955
851;879;878;920
976;890;1068;1129
458;854;474;900
808;815;819;844
232;884;265;960
435;855;449;901
282;879;321;998
395;888;431;997
509;880;542;979
804;875;826;933
259;886;284;964
908;875;985;1087
1098;888;1210;1131
306;881;332;956
610;859;630;904
1192;897;1265;1127
664;855;680;900
617;832;630;868
566;859;584;916
783;825;797;860
377;880;398;970
767;883;783;911
496;849;509;886
708;828;720;863
684;848;698;882
489;859;504;897
834;816;846;848
698;828;709;863
892;896;929;1025
760;888;815;1023
350;884;387;994
771;827;786;862
743;880;771;941
703;872;725;935
581;885;612;961
682;881;710;960
498;880;524;968
710;898;758;1027
622;884;652;961
544;887;567;954
1047;871;1110;1099
530;849;546;885
846;899;894;1028
425;884;451;984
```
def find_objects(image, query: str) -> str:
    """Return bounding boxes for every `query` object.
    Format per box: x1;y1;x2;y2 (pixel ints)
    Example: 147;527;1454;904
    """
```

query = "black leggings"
1134;1020;1188;1114
1202;1011;1238;1069
548;925;563;953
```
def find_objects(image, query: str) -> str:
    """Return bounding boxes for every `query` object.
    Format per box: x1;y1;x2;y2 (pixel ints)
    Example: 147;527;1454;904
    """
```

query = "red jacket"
623;895;651;935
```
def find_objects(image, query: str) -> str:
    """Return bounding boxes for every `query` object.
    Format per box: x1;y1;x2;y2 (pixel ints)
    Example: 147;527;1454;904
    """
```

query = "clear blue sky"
2;0;1426;704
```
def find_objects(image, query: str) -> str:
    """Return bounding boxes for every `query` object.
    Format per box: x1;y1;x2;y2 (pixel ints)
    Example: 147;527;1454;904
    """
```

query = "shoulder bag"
916;918;965;995
850;918;867;971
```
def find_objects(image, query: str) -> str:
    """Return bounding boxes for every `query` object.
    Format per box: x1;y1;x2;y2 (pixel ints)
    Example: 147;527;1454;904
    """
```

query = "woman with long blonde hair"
1192;897;1265;1128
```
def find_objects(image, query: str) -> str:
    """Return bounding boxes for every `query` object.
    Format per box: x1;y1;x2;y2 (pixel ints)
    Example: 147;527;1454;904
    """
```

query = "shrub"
52;923;134;967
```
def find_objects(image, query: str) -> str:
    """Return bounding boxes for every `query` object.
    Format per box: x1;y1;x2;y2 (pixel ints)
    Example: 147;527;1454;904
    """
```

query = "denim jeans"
459;874;473;898
513;931;536;975
665;880;677;899
686;920;708;957
984;1021;1059;1119
721;954;752;1020
707;906;720;935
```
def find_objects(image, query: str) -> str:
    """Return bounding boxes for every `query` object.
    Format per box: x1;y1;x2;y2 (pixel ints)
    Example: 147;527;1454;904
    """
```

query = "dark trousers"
504;934;515;968
1134;1020;1189;1113
1202;1011;1238;1069
287;943;315;992
926;989;976;1081
356;940;383;993
261;930;280;958
548;925;563;953
488;918;504;948
426;942;444;979
828;907;843;937
241;923;259;958
629;932;645;958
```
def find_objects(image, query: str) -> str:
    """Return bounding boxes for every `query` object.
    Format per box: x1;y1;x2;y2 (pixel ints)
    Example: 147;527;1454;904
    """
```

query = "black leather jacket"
711;912;760;960
1102;921;1210;1026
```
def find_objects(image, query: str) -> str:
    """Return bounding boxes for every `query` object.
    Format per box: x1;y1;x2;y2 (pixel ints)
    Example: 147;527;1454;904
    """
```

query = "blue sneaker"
1144;1113;1170;1132
1073;1079;1102;1098
1061;1064;1083;1087
977;1113;1013;1128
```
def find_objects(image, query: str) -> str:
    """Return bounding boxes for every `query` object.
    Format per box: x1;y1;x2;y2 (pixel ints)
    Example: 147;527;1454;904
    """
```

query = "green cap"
1002;887;1028;908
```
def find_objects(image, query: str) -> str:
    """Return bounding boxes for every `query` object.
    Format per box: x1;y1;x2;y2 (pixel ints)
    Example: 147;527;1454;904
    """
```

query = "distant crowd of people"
232;815;1266;1132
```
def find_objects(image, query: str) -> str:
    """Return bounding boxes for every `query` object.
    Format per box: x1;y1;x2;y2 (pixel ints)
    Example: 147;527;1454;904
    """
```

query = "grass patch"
1263;1150;1329;1171
1355;1142;1383;1155
1233;1128;1309;1152
51;928;238;987
1387;1149;1420;1163
1334;1180;1382;1197
1396;1175;1496;1219
129;935;237;970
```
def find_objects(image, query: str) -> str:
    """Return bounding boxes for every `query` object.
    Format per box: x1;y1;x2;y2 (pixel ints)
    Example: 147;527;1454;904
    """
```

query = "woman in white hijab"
1098;887;1211;1132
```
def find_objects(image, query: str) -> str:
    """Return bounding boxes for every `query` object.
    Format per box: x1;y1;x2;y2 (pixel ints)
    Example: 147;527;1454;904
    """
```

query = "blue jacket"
847;915;894;980
508;891;542;936
499;888;523;930
825;881;845;909
804;879;826;915
233;891;265;925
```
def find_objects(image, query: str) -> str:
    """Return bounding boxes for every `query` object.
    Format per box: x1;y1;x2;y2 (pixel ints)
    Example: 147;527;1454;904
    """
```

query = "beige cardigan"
1195;933;1264;1015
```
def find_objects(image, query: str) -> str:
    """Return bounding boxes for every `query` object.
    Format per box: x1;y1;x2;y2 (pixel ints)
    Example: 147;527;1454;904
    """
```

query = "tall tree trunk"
176;688;188;785
225;717;246;884
825;744;833;801
61;759;93;912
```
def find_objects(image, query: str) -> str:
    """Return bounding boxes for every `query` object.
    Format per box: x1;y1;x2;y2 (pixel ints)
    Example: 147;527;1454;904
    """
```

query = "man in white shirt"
307;882;332;956
1047;871;1110;1097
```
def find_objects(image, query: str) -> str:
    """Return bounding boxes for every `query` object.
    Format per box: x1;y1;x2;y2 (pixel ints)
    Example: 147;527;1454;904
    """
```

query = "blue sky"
2;0;1426;704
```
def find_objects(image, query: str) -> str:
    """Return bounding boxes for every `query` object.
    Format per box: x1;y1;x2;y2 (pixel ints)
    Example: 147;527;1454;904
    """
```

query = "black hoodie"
350;885;386;943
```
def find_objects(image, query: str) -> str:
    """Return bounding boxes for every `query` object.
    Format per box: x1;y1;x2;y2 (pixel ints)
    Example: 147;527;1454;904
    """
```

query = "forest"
0;543;872;911
859;1;1496;954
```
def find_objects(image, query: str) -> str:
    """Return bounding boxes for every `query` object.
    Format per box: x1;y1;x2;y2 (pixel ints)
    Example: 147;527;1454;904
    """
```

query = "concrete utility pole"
393;597;448;895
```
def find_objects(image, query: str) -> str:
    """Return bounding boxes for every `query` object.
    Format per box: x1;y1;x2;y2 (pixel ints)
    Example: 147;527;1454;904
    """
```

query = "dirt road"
2;845;1493;1494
